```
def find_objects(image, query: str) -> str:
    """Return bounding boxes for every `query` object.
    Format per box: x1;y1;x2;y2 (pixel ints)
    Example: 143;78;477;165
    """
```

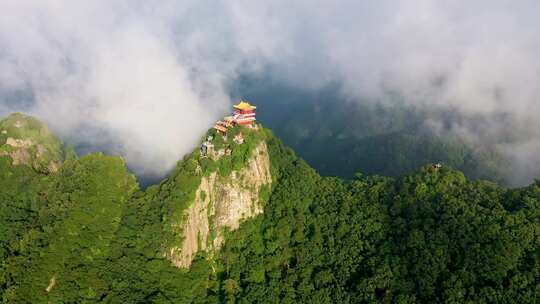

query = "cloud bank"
1;1;540;183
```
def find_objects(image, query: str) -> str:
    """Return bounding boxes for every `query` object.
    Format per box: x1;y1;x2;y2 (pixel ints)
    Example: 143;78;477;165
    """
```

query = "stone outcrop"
6;137;34;148
0;137;61;172
0;113;66;173
168;141;272;268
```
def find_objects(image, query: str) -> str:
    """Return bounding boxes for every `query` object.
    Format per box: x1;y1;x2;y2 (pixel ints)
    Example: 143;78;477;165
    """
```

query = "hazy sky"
1;1;540;181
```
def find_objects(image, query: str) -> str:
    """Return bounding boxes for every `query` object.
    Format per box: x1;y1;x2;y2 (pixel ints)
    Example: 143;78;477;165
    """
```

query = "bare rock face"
0;137;60;172
6;137;34;148
45;275;57;293
168;141;272;268
1;137;34;166
0;113;65;173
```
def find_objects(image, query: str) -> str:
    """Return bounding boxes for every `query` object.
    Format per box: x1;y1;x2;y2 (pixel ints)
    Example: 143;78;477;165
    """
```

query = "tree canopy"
0;117;538;303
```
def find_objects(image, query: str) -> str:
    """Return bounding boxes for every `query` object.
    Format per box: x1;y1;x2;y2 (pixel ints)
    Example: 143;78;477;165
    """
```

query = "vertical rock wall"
168;141;271;268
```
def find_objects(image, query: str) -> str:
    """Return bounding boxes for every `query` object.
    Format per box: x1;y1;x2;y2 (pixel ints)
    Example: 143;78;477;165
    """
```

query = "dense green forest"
0;113;539;303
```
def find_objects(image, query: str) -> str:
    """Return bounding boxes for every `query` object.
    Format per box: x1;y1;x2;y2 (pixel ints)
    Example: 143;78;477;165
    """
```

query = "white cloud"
1;0;540;182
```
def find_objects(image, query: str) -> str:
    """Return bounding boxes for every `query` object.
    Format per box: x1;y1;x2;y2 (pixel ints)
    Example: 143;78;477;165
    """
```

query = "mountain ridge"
0;113;538;303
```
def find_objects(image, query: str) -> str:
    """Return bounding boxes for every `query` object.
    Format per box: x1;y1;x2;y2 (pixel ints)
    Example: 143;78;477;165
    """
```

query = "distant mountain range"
239;81;511;184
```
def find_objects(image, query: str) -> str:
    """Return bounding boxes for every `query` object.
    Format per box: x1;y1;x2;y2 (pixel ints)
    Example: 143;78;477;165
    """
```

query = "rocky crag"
0;113;69;173
166;126;272;267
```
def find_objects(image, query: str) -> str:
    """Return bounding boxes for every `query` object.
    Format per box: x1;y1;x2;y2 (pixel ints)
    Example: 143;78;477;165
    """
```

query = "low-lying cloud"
1;1;540;183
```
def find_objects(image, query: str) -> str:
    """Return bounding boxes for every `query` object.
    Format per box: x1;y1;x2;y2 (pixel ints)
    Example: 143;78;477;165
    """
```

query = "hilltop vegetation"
212;155;539;303
0;113;539;303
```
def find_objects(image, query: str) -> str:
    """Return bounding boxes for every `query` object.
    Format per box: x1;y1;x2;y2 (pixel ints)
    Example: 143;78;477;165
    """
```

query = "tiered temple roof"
214;100;257;134
233;101;256;111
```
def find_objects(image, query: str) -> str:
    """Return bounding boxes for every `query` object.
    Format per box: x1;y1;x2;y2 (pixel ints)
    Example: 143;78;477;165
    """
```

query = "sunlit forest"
1;114;538;303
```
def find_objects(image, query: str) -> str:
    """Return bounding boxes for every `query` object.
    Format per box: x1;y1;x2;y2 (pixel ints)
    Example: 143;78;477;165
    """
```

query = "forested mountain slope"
0;113;538;303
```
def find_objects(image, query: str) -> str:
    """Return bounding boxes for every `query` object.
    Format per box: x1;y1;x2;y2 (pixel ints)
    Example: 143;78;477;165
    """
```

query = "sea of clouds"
1;1;539;183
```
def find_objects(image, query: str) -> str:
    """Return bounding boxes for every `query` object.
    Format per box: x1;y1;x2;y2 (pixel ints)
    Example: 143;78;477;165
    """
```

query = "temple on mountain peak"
232;100;257;125
213;100;257;135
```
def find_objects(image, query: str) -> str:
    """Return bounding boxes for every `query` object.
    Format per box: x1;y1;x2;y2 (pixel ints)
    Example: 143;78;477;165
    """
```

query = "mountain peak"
0;112;68;173
161;122;273;267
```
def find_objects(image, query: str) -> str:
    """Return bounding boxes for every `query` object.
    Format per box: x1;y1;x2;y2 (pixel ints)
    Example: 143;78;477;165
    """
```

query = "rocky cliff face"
0;113;65;173
0;137;61;172
168;141;272;268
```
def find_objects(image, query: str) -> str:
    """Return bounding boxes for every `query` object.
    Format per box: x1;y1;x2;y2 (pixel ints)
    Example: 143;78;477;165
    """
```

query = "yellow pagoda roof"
233;100;256;110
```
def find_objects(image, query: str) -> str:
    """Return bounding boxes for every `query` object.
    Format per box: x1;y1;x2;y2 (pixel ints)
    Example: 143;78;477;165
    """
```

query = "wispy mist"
1;1;540;183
